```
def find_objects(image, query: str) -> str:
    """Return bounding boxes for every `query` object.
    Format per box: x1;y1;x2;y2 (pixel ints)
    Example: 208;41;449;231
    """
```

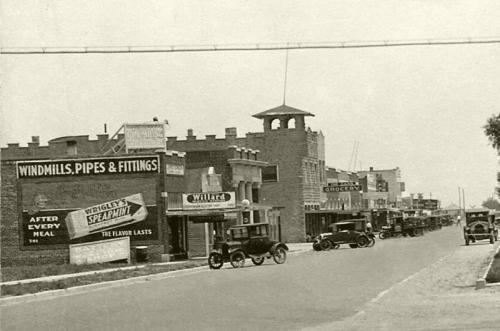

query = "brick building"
167;104;325;242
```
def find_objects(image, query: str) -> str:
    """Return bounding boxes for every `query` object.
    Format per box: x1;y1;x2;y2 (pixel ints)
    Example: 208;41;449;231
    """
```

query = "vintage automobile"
379;216;420;239
208;223;288;269
312;219;374;251
464;209;498;245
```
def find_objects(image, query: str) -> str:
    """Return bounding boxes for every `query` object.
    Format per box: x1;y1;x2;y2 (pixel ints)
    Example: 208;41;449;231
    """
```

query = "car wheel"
320;239;332;251
368;237;376;247
229;251;246;268
208;252;224;269
312;242;321;251
379;232;388;240
357;235;369;248
251;256;265;265
273;247;287;264
349;244;358;249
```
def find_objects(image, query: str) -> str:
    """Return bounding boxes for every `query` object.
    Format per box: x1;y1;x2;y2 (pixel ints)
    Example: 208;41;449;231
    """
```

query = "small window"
262;165;279;182
231;227;248;239
66;141;77;155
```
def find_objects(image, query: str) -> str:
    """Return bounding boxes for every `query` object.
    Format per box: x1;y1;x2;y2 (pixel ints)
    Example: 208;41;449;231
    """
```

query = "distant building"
357;167;405;208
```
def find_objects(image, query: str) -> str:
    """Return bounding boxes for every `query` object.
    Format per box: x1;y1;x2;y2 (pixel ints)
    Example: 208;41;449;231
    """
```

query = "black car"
208;223;288;269
464;209;498;245
312;220;374;251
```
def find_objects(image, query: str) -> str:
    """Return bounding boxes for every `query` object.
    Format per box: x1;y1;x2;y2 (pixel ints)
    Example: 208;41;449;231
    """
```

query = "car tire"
379;232;388;240
208;252;224;269
368;237;376;247
273;247;287;264
320;239;332;251
312;242;321;251
357;236;369;248
349;244;358;249
251;256;265;265
229;251;246;268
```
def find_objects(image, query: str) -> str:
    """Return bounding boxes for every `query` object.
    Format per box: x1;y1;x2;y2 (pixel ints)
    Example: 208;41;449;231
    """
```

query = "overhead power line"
1;37;499;55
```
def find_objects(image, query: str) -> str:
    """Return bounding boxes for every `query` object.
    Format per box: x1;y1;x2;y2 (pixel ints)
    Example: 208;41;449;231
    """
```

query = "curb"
1;245;310;306
475;242;500;290
0;265;208;307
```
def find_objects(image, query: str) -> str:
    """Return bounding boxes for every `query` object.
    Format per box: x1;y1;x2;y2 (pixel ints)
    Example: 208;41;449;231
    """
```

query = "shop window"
262;165;279;182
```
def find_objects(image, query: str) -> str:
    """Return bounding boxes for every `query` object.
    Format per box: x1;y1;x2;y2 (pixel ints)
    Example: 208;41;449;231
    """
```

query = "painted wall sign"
124;123;167;150
70;237;130;265
182;192;236;210
22;209;73;245
323;182;362;192
22;206;158;247
65;193;148;239
16;156;159;179
166;163;185;176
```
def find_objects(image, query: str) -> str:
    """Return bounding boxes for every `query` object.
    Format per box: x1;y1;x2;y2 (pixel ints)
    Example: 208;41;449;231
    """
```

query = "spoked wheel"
230;251;246;268
320;239;333;251
251;256;265;265
357;235;369;248
208;252;224;269
273;247;287;264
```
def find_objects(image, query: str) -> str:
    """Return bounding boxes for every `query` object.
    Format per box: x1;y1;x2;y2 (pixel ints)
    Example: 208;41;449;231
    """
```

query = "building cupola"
252;104;314;132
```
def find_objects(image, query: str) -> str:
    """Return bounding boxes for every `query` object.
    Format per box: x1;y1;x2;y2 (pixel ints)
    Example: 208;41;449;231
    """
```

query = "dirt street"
311;229;500;331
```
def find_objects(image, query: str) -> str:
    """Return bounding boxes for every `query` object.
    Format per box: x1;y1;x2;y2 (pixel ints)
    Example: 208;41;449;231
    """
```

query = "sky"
1;0;499;207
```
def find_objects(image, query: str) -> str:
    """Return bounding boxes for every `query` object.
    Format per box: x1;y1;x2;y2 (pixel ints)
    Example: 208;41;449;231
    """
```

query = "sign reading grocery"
65;193;148;239
182;192;236;210
323;182;362;192
16;156;159;179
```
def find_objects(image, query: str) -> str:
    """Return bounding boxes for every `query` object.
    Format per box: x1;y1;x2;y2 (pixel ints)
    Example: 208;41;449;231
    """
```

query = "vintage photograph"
1;1;500;330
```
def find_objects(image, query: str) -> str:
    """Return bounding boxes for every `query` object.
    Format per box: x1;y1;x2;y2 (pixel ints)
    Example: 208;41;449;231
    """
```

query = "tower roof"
252;104;315;119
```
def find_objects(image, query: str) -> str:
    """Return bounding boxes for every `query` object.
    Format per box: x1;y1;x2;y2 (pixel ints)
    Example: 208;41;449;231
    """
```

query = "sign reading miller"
323;182;363;192
182;192;236;210
16;156;160;179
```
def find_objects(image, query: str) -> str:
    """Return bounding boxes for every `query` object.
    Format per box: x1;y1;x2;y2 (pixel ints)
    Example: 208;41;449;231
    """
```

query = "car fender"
270;242;289;253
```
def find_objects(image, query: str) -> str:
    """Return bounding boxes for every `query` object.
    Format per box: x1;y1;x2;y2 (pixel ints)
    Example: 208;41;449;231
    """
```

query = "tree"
482;197;500;210
484;114;500;198
484;113;500;152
